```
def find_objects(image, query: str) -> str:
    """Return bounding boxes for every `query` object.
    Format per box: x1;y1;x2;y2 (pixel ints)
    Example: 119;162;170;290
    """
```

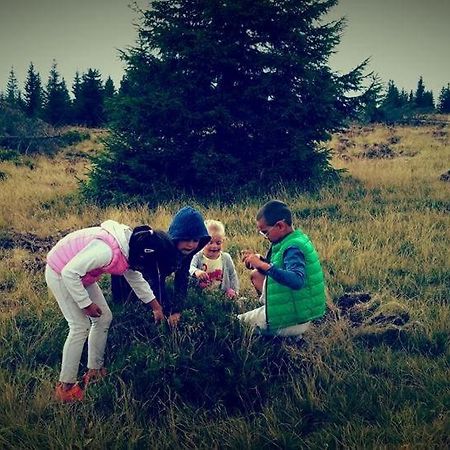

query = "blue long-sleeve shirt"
265;247;306;290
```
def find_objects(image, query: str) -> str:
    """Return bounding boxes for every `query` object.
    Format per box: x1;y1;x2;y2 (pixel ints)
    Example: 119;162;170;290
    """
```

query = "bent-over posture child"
239;200;326;337
111;206;210;324
190;220;239;298
46;220;173;403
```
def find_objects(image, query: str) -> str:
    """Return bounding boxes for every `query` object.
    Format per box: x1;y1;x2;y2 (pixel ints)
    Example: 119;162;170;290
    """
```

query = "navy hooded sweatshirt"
111;207;209;314
165;207;210;313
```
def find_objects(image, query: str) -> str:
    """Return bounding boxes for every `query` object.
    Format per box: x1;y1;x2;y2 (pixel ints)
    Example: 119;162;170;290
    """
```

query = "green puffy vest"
266;229;326;330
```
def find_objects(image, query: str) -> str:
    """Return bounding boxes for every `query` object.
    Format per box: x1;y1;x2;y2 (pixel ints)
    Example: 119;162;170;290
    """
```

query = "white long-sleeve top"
59;222;156;309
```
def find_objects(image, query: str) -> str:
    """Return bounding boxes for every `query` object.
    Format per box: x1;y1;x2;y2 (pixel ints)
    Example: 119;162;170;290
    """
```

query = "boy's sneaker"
82;367;107;386
55;382;84;403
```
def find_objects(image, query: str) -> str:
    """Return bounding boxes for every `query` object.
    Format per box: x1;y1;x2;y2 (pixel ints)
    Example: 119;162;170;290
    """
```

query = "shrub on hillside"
0;104;89;154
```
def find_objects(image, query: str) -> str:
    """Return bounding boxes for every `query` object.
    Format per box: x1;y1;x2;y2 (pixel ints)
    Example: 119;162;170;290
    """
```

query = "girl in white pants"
46;220;167;403
46;265;113;384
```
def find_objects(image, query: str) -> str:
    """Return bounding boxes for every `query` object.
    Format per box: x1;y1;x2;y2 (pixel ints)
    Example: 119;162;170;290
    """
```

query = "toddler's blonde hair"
205;219;225;237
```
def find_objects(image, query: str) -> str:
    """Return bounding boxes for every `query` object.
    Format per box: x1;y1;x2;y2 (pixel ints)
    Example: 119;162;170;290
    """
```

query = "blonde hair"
205;219;225;237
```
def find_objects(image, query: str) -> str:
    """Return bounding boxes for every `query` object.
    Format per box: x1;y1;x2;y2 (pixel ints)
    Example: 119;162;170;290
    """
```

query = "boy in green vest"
238;200;326;337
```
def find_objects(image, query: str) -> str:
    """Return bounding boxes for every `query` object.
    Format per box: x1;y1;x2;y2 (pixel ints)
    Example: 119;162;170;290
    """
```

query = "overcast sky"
1;0;449;97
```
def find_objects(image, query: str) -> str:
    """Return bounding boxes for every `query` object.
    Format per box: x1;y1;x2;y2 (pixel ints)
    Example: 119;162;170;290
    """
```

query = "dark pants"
111;273;166;305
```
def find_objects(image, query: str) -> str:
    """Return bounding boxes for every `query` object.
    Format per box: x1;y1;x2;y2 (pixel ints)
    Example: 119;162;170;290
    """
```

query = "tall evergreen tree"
16;91;26;112
118;75;131;95
6;67;19;107
24;62;43;117
43;61;72;126
104;76;115;99
422;91;434;110
382;80;401;108
415;76;425;107
413;76;434;112
77;68;105;127
103;76;116;124
72;71;82;124
87;0;369;203
379;80;413;123
399;88;409;105
438;84;450;113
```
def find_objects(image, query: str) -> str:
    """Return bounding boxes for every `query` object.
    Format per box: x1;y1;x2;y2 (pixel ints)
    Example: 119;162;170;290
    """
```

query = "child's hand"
242;252;262;270
226;288;236;299
149;299;165;323
83;303;102;318
194;269;210;282
241;249;254;264
167;312;181;328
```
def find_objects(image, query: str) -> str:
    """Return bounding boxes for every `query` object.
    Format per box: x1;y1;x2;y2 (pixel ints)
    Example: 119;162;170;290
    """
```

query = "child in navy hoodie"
112;206;210;327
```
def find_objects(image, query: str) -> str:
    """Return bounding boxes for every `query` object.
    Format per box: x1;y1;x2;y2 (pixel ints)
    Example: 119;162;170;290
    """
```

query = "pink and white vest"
47;227;129;286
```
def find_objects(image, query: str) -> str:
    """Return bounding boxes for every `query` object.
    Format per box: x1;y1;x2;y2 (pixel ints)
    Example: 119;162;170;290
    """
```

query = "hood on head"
101;220;132;257
167;206;210;252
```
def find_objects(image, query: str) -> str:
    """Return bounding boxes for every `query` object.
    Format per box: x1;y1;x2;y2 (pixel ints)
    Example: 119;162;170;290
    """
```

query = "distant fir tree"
415;76;425;107
77;68;105;127
24;62;43;117
87;0;370;204
6;67;20;107
43;61;72;126
422;90;434;109
104;76;115;99
438;84;450;113
379;80;413;123
382;80;401;109
399;88;409;105
103;76;116;124
354;76;383;123
16;91;26;111
72;71;83;124
118;75;131;95
414;76;434;111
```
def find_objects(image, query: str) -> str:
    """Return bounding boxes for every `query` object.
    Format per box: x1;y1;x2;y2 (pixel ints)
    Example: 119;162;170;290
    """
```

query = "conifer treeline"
1;61;450;129
0;61;118;127
362;76;450;123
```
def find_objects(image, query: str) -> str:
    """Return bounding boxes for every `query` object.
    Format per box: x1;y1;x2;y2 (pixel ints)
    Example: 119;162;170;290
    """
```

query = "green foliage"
438;84;450;113
75;69;106;127
24;62;43;118
0;284;448;448
86;0;370;204
0;148;21;162
0;103;89;154
0;103;56;153
5;67;20;107
413;76;435;112
105;291;299;415
378;80;414;123
42;61;72;126
57;129;90;147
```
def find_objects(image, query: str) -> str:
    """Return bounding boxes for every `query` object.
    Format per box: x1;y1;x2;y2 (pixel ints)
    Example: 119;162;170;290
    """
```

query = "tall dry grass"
0;121;449;448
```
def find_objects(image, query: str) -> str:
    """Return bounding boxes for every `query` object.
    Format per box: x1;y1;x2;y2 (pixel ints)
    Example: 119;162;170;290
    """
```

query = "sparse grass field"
0;121;449;449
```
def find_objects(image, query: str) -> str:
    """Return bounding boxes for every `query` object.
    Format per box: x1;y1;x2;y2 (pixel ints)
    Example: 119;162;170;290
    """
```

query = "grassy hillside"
0;121;448;449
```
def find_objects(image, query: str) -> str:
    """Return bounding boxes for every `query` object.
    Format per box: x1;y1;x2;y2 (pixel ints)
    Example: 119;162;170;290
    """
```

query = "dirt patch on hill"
0;229;72;272
432;129;448;140
360;143;397;159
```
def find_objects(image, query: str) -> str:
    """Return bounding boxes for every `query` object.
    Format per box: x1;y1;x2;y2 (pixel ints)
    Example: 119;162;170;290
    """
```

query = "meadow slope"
0;122;449;449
